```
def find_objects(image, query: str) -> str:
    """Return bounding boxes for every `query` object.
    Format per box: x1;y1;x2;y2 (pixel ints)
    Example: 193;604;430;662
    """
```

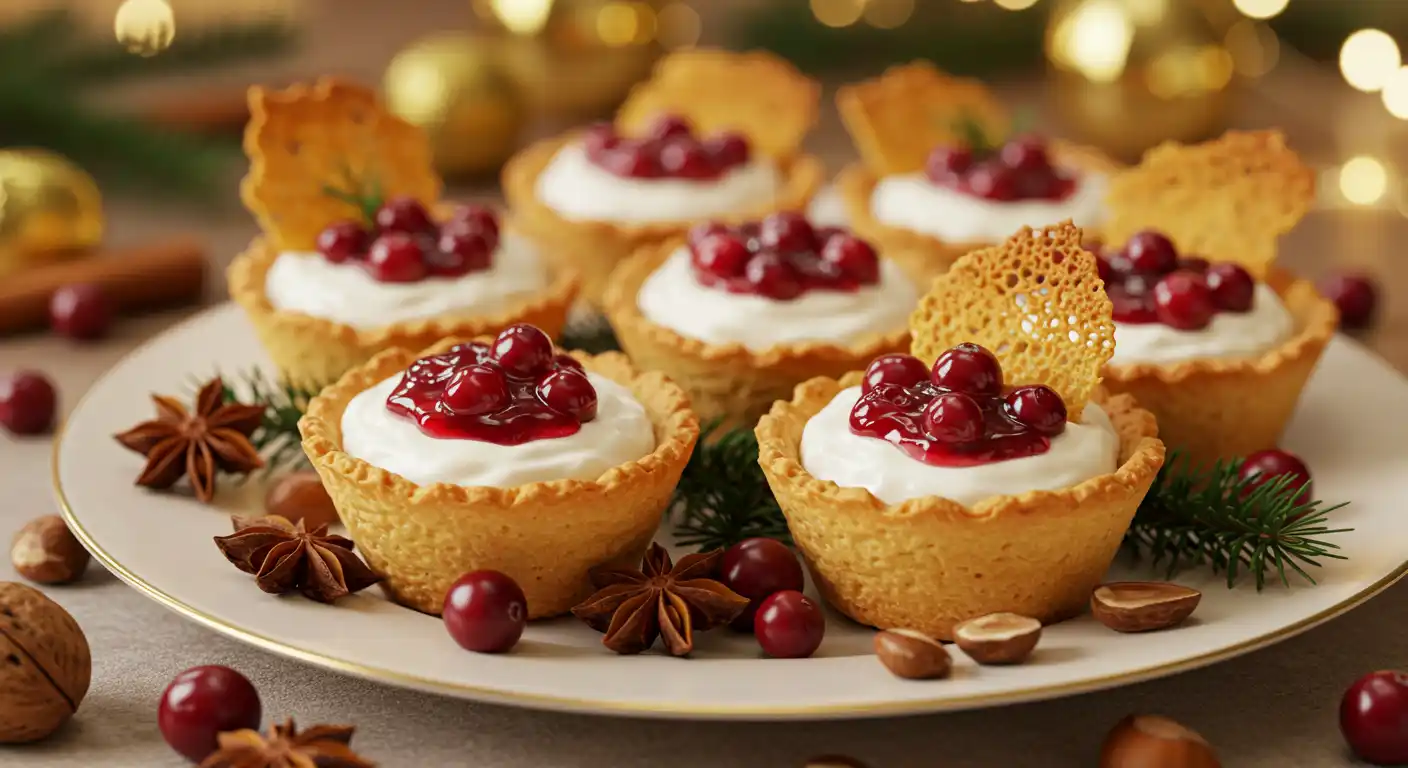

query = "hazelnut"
0;582;91;743
1100;714;1222;768
953;612;1041;665
1091;582;1201;633
264;471;339;529
11;516;89;585
874;628;951;680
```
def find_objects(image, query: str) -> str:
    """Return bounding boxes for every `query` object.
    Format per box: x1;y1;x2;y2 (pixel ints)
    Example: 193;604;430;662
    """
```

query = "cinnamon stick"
140;87;251;134
0;238;207;335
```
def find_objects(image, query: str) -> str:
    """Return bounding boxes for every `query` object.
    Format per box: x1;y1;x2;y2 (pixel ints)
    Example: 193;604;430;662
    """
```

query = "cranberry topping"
925;134;1076;203
685;213;882;301
1319;271;1379;330
1097;229;1258;330
583;114;751;181
385;323;597;444
313;202;501;283
849;345;1067;467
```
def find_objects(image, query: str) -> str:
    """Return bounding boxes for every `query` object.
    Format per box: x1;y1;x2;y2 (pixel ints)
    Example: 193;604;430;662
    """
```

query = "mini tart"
503;131;825;309
756;372;1164;641
603;236;910;429
227;228;580;390
299;340;699;618
1102;268;1337;469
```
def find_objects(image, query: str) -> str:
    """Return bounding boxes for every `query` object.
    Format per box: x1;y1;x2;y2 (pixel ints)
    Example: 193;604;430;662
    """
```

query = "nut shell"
1100;714;1222;768
0;582;90;743
1091;582;1201;633
874;628;951;680
264;471;340;530
11;516;90;585
953;612;1041;665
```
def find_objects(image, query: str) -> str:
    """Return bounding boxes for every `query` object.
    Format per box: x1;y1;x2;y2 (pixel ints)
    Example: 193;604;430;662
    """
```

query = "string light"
1339;156;1389;206
864;0;915;28
1381;67;1408;119
811;0;864;28
994;0;1041;9
1225;20;1280;78
1048;0;1134;82
1340;29;1401;92
1232;0;1289;20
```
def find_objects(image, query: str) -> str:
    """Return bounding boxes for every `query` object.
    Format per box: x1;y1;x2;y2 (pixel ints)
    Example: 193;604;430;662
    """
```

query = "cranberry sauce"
848;344;1068;467
581;114;750;181
686;212;881;301
926;135;1076;203
385;324;598;444
1094;230;1255;330
314;198;500;284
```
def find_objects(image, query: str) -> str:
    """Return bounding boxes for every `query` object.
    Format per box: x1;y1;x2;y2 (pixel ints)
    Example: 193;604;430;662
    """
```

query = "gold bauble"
114;0;176;57
1045;0;1237;162
0;149;105;278
383;34;527;178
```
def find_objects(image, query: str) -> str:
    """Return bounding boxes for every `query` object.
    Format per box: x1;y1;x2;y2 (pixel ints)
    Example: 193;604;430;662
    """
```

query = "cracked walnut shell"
0;582;91;743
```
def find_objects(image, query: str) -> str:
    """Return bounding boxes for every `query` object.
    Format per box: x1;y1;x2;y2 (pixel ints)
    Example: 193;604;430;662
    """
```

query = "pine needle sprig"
671;420;792;551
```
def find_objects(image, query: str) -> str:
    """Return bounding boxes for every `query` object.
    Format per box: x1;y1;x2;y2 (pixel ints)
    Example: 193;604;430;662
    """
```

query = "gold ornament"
383;34;527;178
114;0;176;58
0;150;105;278
1045;0;1236;162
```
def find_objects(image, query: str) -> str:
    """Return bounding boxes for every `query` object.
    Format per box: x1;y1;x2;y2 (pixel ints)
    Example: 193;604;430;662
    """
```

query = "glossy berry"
999;136;1050;173
581;122;618;154
691;234;750;278
1179;256;1211;273
721;538;805;631
316;220;369;263
448;204;500;240
492;324;555;377
443;570;528;654
441;364;510;416
926;145;973;178
1122;231;1179;275
1110;292;1159;324
374;196;434;234
964;164;1019;202
647;114;692;141
660;140;714;179
366;233;428;283
1320;272;1379;330
606;144;663;178
1203;263;1254;313
1004;385;1067;436
705;132;750;167
158;665;262;762
754;590;825;659
434;228;494;276
1341;671;1408;765
759;212;816;254
922;392;984;445
688;221;729;246
745;252;803;301
0;371;57;436
820;234;879;283
930;342;1003;396
537;368;598;421
862;354;930;394
1238;448;1313;506
1153;271;1216;330
553;353;585;373
1095;256;1115;284
49;283;112;341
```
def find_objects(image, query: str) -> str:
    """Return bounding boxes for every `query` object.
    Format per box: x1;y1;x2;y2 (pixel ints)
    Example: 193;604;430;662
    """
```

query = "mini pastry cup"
1102;269;1338;469
227;230;580;391
298;341;700;619
603;237;912;430
756;374;1165;640
503;132;826;309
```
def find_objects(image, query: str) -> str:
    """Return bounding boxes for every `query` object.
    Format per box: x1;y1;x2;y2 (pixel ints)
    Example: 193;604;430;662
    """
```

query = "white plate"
54;304;1408;720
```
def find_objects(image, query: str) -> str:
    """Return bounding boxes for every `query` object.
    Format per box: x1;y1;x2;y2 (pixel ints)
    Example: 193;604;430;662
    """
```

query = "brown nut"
1100;714;1222;768
0;582;91;743
953;612;1041;665
1091;582;1201;633
264;471;339;529
874;628;951;680
11;516;90;585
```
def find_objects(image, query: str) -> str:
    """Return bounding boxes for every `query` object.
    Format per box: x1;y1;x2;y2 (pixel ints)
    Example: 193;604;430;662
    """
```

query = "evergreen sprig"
193;368;320;476
671;420;792;551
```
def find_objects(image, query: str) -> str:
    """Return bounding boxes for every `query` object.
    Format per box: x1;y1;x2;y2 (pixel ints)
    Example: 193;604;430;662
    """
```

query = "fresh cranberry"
366;233;429;283
553;354;584;372
0;371;57;436
930;343;1003;396
926;145;974;179
581;122;618;154
1179;256;1211;272
606;143;663;178
316;220;369;263
647;114;692;141
964;164;1019;202
721;538;805;631
492;324;555;377
374;196;434;234
49;283;112;341
441;364;510;416
434;228;495;276
1205;263;1255;312
922;392;984;445
999;136;1051;173
1110;293;1159;324
443;570;528;654
1153;271;1216;330
1004;385;1067;436
1238;448;1313;506
705;132;750;167
660;140;715;179
820;234;879;283
1320;272;1379;330
691;234;751;278
759;212;816;254
688;221;729;245
754;590;825;659
447;204;501;241
1342;671;1408;765
862;354;930;394
537;368;598;421
1122;231;1179;275
158;665;261;762
745;253;803;301
1096;256;1115;284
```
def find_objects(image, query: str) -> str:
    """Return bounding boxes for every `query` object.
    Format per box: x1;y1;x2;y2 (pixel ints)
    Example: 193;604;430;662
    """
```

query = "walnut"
0;582;91;743
11;516;90;585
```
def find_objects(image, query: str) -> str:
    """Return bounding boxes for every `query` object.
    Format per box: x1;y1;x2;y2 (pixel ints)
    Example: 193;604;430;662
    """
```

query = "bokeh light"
864;0;915;28
1225;19;1280;78
1232;0;1289;20
488;0;553;35
1381;67;1408;119
1340;156;1389;206
811;0;864;28
656;2;701;49
995;0;1041;9
1340;29;1401;92
1048;0;1135;82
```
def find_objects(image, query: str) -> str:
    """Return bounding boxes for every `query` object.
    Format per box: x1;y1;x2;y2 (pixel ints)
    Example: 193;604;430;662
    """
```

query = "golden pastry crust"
756;373;1165;640
298;341;700;618
1102;269;1337;468
602;237;911;429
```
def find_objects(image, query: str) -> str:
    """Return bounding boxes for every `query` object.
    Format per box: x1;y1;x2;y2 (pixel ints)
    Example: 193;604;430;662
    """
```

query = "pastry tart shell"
298;342;700;618
755;374;1165;640
502;132;825;310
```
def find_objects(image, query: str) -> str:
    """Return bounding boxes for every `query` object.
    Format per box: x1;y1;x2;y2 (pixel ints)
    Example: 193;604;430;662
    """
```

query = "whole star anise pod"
571;542;749;656
214;515;381;603
113;377;265;503
200;718;374;768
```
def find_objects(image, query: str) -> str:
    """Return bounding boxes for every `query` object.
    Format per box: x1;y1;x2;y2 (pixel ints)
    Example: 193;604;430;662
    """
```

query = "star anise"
214;514;381;603
200;718;374;768
113;377;265;503
571;542;749;656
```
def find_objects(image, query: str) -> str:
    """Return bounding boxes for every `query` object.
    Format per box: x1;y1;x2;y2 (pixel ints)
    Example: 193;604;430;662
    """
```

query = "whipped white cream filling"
636;247;918;351
534;142;782;223
801;389;1119;507
806;184;850;227
1110;283;1294;366
340;373;656;489
870;171;1108;242
264;233;550;329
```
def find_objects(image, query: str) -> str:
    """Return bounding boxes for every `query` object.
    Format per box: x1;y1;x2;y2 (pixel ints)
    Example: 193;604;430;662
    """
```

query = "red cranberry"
49;283;112;341
0;371;57;436
705;132;750;167
922;392;984;445
745;253;803;301
754;590;825;659
433;228;495;276
647;114;692;141
1111;293;1159;324
660;140;715;179
820;234;879;283
158;665;262;762
964;164;1019;202
447;204;501;241
691;234;751;278
999;136;1051;173
1342;671;1408;765
759;212;816;254
1153;271;1216;330
443;570;528;654
930;343;1003;396
492;324;555;377
1179;256;1211;272
862;354;930;394
1123;230;1179;275
606;142;663;178
366;233;429;283
374;196;434;234
1096;257;1115;284
553;354;585;373
927;145;974;178
441;364;510;416
1238;448;1312;507
315;220;369;263
688;221;729;245
1205;263;1255;312
581;122;618;154
537;368;598;421
721;538;805;631
1320;272;1379;330
1004;385;1067;436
